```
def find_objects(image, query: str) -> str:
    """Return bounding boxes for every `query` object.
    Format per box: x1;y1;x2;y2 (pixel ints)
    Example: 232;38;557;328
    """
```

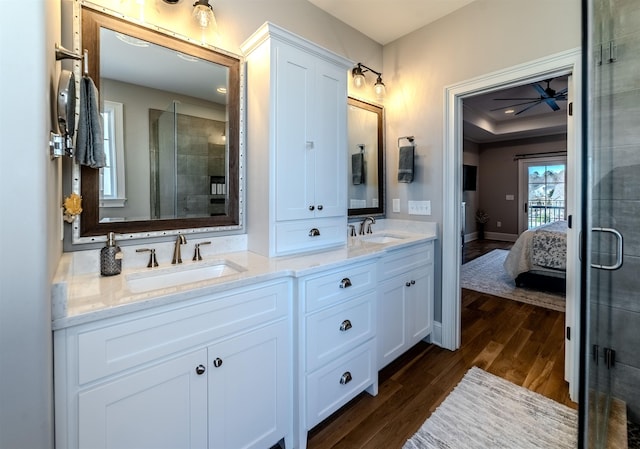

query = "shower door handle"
591;227;624;270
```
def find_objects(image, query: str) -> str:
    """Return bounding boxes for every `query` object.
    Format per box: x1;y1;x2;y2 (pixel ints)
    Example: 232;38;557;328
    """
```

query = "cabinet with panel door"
377;241;434;370
297;260;378;449
54;280;292;449
242;22;352;257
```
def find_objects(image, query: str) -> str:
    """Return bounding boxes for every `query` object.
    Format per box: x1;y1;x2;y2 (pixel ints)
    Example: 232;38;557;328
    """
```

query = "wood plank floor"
305;240;576;449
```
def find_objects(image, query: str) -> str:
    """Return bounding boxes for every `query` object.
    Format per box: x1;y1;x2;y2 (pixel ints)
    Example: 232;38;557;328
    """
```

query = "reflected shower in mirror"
347;97;384;217
77;7;241;239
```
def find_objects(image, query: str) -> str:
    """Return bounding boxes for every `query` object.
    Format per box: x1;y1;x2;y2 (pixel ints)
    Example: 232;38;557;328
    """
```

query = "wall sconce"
192;0;217;30
352;63;386;101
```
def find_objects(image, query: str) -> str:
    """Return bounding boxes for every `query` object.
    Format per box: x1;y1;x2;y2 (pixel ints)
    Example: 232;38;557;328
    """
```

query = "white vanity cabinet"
54;280;292;449
297;261;378;449
377;241;434;370
242;22;353;257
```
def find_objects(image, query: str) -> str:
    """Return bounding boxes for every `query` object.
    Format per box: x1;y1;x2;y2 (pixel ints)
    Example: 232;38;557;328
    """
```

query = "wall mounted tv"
463;164;477;191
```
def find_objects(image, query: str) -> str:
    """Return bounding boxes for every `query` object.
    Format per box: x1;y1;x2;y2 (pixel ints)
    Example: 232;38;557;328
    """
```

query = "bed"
503;220;567;291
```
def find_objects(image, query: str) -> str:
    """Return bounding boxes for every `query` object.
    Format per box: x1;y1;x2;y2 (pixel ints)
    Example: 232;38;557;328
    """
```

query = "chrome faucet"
359;216;376;235
172;234;187;264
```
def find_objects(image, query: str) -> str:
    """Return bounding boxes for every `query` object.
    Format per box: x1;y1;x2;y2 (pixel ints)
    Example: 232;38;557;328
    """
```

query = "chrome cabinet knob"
195;364;206;375
340;319;352;332
406;281;411;287
340;371;352;385
309;205;315;211
317;205;323;211
340;278;352;289
411;280;416;285
213;358;223;368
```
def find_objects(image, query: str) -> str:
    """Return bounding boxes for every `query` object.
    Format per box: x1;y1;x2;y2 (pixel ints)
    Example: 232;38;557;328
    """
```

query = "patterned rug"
403;367;578;449
461;249;565;312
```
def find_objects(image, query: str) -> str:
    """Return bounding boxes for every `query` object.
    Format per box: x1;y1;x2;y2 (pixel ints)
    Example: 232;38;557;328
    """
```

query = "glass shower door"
583;0;640;446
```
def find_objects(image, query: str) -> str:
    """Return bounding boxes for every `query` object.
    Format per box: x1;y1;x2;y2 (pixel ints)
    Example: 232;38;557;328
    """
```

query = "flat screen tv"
463;164;477;191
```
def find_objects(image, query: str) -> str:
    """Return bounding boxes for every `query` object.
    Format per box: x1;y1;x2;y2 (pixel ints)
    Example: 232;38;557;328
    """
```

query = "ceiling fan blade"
543;98;561;111
490;100;540;112
555;87;568;96
493;97;541;101
532;83;550;98
515;100;543;116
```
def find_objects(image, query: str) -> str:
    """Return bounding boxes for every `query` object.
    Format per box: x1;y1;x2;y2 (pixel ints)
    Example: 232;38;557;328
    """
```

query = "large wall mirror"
75;7;242;240
347;97;384;217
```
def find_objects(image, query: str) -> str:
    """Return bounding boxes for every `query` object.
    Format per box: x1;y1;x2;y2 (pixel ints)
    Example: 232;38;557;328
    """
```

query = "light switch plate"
408;200;431;215
505;194;515;201
392;198;400;213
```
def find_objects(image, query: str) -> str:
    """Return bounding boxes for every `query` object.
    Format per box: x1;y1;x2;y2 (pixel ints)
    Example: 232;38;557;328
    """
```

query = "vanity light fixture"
192;0;217;30
216;86;227;94
352;63;386;100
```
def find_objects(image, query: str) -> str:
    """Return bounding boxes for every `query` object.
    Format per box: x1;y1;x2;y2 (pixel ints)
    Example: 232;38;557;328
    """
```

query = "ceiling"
307;0;478;46
306;0;568;144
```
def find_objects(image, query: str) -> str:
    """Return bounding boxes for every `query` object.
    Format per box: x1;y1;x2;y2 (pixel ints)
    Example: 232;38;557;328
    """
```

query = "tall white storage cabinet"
242;23;352;257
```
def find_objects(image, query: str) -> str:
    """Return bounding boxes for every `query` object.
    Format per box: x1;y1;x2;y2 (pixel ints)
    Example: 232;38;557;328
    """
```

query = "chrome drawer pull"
309;228;321;237
340;278;352;289
340;371;352;385
339;320;352;332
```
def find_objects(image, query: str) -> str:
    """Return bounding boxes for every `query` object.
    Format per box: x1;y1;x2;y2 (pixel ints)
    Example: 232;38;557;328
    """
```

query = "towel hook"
357;144;365;153
55;44;89;76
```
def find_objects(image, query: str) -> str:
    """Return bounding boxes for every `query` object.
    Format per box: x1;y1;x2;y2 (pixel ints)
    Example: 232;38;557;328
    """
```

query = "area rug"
403;367;578;449
461;249;565;312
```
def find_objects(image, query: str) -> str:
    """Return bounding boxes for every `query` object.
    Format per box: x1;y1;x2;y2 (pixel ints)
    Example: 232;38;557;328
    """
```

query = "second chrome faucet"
172;234;187;264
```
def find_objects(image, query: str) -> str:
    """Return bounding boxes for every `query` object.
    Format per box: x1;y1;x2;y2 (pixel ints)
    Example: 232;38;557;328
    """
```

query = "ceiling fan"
492;78;568;116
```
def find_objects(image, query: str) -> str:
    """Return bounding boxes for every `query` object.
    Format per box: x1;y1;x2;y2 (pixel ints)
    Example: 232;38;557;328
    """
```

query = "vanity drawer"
304;261;376;313
306;291;375;372
378;240;433;281
275;217;346;256
305;339;376;429
73;280;290;385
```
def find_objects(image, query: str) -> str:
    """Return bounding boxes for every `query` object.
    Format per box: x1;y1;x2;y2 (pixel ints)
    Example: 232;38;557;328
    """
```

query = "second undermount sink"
359;233;407;244
126;260;246;293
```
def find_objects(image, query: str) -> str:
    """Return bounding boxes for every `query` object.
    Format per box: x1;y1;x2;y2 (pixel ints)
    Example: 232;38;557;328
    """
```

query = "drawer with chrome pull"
303;261;376;313
305;339;376;429
305;291;375;371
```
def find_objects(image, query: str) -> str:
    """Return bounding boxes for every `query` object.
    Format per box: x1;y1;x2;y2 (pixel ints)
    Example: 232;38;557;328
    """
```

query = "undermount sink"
359;233;407;244
126;260;246;293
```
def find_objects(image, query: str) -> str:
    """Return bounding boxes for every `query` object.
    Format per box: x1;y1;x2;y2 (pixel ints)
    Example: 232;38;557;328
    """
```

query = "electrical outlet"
392;198;400;213
408;200;431;216
497;221;502;228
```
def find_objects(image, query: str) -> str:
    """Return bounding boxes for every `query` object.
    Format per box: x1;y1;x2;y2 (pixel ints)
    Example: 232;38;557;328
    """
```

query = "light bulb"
374;76;386;100
192;1;216;29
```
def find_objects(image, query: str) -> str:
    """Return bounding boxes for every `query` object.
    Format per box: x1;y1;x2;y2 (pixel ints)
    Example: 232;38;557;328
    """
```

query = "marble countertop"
52;220;437;330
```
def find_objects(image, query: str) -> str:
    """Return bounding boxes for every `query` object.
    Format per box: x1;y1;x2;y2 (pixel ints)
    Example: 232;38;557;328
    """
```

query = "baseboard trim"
484;231;518;242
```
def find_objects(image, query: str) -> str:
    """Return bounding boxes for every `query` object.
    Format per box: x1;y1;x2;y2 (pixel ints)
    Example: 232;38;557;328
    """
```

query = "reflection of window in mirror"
100;100;126;207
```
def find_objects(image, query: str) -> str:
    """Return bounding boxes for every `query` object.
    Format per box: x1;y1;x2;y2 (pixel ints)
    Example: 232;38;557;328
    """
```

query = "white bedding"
504;220;568;280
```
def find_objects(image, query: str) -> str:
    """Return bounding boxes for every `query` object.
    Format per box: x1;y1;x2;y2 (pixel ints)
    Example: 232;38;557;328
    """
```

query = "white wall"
382;0;581;320
0;2;61;448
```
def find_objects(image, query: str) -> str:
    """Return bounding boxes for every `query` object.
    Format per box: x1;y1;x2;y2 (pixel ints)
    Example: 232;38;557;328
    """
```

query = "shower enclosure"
150;100;228;219
582;0;640;446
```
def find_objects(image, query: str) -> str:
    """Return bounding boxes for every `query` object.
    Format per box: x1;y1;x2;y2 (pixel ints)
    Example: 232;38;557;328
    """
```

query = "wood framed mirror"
347;97;384;217
76;7;242;240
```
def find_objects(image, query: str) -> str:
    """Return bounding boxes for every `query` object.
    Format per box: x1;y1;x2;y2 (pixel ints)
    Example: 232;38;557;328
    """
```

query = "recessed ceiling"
463;76;569;143
307;0;478;45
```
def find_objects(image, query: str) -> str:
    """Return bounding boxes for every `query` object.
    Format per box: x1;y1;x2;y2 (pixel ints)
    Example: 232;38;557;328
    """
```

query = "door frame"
441;48;582;400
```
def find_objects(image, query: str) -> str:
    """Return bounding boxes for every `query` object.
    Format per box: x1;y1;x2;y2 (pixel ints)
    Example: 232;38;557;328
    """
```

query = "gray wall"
478;134;568;237
590;0;640;422
0;1;60;448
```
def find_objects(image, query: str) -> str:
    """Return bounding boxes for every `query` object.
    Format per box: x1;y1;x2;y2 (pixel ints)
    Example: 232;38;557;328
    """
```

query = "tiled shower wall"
591;0;640;423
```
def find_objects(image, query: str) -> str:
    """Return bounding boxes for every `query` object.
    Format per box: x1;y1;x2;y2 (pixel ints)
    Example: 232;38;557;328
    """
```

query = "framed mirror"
347;97;384;217
76;7;242;240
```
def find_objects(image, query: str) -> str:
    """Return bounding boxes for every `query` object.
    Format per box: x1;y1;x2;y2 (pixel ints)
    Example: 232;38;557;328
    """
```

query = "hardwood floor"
305;239;576;449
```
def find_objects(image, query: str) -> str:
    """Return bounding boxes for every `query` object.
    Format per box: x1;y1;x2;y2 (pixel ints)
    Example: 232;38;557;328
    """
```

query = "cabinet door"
208;320;289;449
78;349;208;449
407;265;433;345
377;277;407;370
274;44;316;221
312;59;347;218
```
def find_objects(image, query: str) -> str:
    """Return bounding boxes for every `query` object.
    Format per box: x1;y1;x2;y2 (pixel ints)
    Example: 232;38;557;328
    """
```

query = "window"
100;101;126;207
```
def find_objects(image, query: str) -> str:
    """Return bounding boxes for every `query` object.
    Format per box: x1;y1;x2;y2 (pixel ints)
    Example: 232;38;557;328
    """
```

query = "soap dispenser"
100;232;122;276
